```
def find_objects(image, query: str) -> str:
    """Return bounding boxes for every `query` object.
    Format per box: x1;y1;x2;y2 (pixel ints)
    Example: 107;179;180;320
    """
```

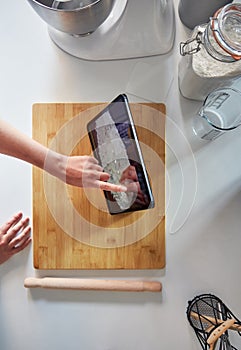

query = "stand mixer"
27;0;175;60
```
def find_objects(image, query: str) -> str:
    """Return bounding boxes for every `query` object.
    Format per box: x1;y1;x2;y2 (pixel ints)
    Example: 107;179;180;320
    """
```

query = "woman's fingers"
5;217;30;243
8;218;31;250
0;211;23;235
8;221;31;249
0;213;32;264
98;180;127;192
66;155;128;192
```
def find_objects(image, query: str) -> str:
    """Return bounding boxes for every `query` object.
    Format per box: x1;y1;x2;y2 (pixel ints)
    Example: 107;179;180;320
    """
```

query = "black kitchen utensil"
186;293;241;350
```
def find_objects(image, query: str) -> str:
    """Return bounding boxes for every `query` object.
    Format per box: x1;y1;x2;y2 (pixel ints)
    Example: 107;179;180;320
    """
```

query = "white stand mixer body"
48;0;175;60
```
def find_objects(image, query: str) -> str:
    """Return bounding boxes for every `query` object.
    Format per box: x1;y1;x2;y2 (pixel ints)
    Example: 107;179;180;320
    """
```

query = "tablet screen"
87;94;154;214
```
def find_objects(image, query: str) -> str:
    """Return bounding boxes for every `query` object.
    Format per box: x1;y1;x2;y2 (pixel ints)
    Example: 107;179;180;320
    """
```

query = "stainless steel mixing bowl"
27;0;115;35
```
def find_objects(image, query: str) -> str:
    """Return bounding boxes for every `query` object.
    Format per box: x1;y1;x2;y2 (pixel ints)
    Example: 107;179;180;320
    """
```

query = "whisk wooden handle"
24;277;162;292
190;311;241;332
207;319;235;345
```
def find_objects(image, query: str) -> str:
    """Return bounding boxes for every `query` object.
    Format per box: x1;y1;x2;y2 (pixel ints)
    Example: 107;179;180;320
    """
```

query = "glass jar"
178;3;241;101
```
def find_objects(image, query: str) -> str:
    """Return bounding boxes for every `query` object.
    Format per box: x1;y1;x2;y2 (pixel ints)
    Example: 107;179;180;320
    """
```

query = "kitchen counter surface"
1;1;241;350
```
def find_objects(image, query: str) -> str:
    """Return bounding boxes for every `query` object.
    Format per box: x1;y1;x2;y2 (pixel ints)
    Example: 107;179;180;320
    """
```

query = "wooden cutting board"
32;102;165;269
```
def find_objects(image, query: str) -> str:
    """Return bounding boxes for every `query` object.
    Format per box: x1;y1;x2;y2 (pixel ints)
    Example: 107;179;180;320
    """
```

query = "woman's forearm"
0;119;66;179
0;119;127;191
0;119;48;167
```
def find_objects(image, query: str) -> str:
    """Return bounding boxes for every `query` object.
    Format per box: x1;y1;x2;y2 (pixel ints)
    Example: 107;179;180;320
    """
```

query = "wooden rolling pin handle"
24;277;162;292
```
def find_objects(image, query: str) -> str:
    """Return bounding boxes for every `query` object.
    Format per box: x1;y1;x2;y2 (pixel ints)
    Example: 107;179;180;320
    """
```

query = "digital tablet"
87;94;155;214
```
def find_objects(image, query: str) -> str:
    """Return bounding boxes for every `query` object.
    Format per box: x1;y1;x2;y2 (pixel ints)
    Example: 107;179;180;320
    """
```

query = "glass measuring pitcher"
193;85;241;140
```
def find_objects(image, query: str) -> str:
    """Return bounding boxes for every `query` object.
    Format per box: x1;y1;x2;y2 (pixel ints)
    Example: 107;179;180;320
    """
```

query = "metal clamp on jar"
178;3;241;101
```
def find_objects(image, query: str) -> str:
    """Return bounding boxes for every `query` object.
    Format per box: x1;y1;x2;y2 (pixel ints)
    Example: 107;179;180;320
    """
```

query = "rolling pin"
24;277;162;292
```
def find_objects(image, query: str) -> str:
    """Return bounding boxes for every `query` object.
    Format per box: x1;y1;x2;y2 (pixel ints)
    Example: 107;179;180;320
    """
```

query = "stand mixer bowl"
26;0;114;35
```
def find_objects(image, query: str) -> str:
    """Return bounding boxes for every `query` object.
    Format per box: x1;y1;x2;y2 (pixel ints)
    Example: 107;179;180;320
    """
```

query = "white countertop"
1;1;241;350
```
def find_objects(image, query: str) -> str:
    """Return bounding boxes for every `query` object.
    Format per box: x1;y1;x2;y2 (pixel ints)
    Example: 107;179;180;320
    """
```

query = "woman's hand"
0;212;31;265
65;155;127;192
0;120;127;192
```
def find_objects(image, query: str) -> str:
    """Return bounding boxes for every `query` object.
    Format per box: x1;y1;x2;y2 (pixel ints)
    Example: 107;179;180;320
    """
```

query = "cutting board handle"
24;277;162;292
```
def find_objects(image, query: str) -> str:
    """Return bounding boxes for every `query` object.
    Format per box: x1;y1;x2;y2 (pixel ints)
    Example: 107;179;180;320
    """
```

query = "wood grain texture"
24;277;162;292
32;102;165;269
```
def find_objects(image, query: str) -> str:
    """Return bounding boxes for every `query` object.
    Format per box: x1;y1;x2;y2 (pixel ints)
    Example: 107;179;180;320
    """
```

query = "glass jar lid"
211;4;241;60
